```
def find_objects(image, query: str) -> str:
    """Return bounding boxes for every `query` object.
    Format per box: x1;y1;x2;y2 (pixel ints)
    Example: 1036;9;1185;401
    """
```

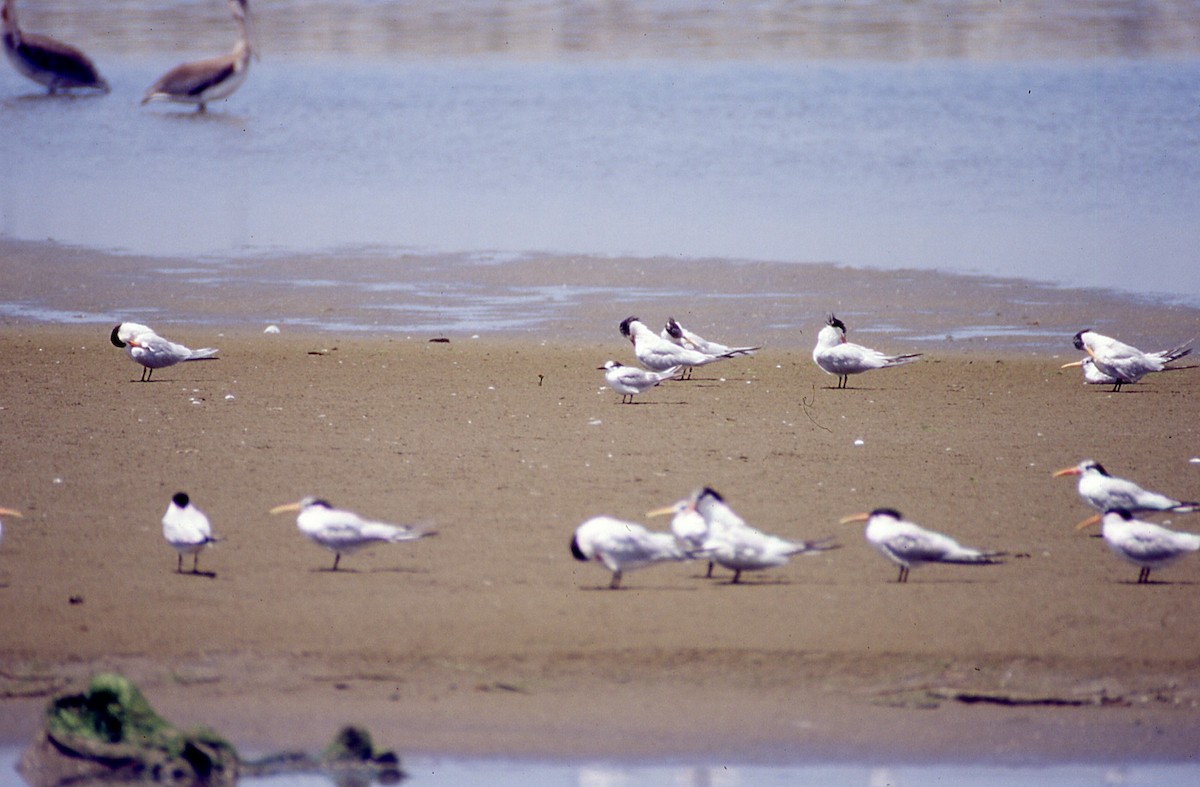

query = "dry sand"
2;326;1200;763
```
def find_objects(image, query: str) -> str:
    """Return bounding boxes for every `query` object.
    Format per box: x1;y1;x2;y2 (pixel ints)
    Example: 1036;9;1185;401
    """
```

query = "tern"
570;515;692;589
142;0;253;113
646;493;714;577
270;497;434;571
162;492;220;574
813;314;921;389
110;322;219;382
2;0;108;94
1061;356;1196;387
661;317;760;379
0;506;23;552
840;508;1003;583
657;487;838;584
619;316;743;375
1079;509;1200;584
1071;329;1192;392
599;360;681;404
1054;460;1199;528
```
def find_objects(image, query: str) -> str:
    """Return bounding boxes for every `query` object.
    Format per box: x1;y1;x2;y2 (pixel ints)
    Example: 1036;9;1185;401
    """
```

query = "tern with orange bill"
1071;329;1192;392
270;497;434;571
1078;509;1200;584
840;508;1003;583
0;506;22;552
652;487;837;584
1053;460;1200;529
661;317;760;378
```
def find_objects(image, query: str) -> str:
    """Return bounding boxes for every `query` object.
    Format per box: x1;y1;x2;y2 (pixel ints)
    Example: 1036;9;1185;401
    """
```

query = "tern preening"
661;317;760;379
570;515;693;589
110;322;219;382
270;497;434;571
619;316;744;375
1054;460;1200;528
0;506;22;552
1071;329;1192;392
162;492;220;574
653;487;837;584
1079;509;1200;584
813;314;921;389
142;0;253;113
2;0;108;94
599;360;681;404
840;508;1003;583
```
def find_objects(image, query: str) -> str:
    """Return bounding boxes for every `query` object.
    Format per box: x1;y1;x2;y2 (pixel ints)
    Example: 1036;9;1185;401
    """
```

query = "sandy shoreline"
2;326;1200;764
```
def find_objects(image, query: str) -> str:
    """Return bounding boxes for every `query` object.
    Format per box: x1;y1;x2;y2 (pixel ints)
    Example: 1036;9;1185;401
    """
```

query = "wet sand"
2;325;1200;762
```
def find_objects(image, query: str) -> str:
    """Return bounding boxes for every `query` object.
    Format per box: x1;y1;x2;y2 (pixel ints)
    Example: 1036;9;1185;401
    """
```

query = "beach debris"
18;672;239;785
18;673;406;785
264;324;281;334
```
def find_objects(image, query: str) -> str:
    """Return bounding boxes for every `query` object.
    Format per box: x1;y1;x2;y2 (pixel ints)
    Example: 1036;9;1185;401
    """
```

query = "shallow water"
3;2;1200;312
3;745;1199;786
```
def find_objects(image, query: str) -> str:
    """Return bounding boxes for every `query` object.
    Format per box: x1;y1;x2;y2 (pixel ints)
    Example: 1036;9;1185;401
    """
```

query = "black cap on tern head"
618;317;638;338
110;325;126;348
870;507;904;520
570;534;587;561
172;492;190;507
1083;460;1109;476
827;314;847;333
664;318;683;339
1072;330;1090;351
698;487;724;503
1107;508;1133;521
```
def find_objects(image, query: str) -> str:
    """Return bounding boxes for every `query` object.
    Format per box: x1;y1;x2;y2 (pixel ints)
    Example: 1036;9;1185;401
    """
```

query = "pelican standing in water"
2;0;109;94
142;0;253;113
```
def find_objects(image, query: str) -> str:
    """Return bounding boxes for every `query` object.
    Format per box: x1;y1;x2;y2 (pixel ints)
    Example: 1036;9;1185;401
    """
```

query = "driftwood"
18;673;404;785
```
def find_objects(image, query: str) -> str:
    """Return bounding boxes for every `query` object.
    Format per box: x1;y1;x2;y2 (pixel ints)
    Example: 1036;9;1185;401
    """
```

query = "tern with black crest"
1070;329;1192;392
840;508;1003;583
661;317;760;378
110;322;219;381
1078;509;1200;584
1053;460;1199;529
570;516;692;589
270;497;434;571
652;487;837;584
813;314;921;389
162;492;220;574
619;316;744;375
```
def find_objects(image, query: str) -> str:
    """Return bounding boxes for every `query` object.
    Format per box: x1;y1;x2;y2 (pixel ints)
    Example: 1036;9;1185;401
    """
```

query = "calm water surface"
2;2;1200;311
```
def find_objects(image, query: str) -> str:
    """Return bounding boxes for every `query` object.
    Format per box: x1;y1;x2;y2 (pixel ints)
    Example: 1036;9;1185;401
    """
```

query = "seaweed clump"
18;672;406;785
18;672;238;785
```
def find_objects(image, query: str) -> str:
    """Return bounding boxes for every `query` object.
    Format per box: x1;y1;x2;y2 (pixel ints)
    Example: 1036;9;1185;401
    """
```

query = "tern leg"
332;553;341;571
705;561;714;578
609;570;622;590
192;554;200;574
731;569;742;584
176;554;183;573
897;566;909;583
1138;567;1151;584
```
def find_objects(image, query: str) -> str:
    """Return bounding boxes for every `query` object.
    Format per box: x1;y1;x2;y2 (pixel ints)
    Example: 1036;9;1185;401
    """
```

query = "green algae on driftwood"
18;673;405;785
19;673;238;785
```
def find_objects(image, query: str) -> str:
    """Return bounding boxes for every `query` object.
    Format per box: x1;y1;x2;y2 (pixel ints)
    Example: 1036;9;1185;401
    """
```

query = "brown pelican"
142;0;253;113
2;0;109;94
